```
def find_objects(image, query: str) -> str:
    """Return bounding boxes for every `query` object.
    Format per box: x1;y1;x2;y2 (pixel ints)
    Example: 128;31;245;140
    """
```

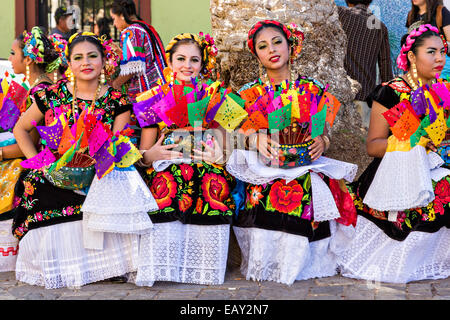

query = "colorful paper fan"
237;79;341;144
131;76;239;131
385;79;450;150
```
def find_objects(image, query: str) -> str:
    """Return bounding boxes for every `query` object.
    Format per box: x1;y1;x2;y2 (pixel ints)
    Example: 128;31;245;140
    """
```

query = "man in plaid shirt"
338;0;393;128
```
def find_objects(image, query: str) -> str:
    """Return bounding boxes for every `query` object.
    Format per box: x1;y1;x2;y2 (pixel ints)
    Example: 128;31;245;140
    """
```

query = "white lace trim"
152;158;192;172
15;221;139;289
233;225;338;285
334;215;450;283
363;146;438;211
226;149;357;185
310;172;341;222
134;221;230;286
120;60;146;77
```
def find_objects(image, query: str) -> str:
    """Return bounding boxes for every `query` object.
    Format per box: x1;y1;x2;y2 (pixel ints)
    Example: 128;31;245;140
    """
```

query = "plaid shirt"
338;4;393;101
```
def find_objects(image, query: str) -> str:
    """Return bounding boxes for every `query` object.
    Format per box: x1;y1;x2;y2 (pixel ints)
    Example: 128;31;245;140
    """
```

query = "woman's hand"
141;134;183;165
192;137;224;164
250;132;280;160
426;140;438;153
305;135;326;161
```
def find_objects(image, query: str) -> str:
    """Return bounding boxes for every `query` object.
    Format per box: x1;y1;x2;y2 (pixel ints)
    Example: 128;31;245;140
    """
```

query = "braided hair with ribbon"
165;32;218;79
397;24;447;71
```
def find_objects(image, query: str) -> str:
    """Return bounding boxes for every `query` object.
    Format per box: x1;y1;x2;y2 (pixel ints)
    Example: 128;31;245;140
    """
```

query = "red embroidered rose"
435;179;450;203
178;194;193;213
150;171;177;209
179;163;194;181
201;173;230;212
434;179;450;215
269;180;304;213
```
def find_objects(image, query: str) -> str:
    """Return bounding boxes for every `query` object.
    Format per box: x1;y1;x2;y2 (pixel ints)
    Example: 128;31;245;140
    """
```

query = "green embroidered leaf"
208;210;221;216
405;218;412;229
202;202;209;215
303;174;311;192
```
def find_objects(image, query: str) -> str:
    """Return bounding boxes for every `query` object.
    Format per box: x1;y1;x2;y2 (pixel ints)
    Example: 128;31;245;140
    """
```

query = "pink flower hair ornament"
396;24;443;72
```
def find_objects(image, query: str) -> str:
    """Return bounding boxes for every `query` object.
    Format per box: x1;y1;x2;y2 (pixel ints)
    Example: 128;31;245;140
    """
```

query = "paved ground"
1;266;449;301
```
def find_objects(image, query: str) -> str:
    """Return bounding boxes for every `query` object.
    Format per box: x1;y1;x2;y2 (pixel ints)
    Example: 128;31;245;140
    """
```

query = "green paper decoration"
188;96;211;127
268;103;291;131
310;105;327;139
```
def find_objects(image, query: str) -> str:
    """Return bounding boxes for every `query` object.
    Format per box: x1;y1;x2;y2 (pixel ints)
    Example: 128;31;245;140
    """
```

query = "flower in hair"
23;27;46;64
286;23;304;61
198;31;218;78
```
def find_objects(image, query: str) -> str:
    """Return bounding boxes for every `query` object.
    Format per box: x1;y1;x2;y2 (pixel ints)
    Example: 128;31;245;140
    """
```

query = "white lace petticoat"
233;223;344;285
134;221;230;286
363;147;447;211
0;219;18;272
333;215;450;283
15;220;139;289
81;167;157;249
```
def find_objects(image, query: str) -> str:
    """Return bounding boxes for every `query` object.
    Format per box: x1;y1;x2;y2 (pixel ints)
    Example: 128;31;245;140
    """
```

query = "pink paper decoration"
20;147;56;169
88;121;113;157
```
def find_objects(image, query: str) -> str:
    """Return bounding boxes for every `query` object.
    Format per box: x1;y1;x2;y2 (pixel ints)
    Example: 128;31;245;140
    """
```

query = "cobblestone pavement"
0;267;449;301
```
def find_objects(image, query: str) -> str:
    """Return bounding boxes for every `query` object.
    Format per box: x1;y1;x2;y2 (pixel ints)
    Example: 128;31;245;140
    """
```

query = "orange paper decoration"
391;108;421;141
58;124;76;155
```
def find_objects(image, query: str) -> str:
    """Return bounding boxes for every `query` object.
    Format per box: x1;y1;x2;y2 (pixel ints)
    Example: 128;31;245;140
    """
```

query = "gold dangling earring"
70;71;75;87
26;64;30;83
289;58;296;83
53;71;58;83
100;69;106;85
412;63;418;80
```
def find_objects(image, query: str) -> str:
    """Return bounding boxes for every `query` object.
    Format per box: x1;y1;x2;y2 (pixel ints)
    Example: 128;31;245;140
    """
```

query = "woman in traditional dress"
335;24;450;283
110;0;166;98
11;32;139;289
133;32;236;286
0;27;58;273
109;0;167;146
226;20;358;285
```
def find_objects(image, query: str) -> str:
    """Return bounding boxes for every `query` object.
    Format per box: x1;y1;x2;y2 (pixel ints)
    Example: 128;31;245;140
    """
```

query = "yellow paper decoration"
214;95;248;132
386;135;429;152
281;90;300;119
114;136;142;168
424;107;447;146
1;78;9;96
